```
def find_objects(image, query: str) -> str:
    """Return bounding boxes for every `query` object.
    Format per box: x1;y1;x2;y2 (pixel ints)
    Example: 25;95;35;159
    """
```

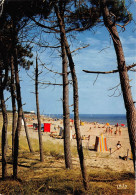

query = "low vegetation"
0;156;135;194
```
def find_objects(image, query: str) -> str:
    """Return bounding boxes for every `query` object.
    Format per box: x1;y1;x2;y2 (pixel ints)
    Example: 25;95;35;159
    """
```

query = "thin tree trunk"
10;55;17;160
11;54;33;154
101;0;136;169
13;48;22;179
61;27;72;169
65;36;88;190
0;38;9;179
22;111;34;153
54;5;88;190
0;87;8;179
35;57;44;162
57;2;72;169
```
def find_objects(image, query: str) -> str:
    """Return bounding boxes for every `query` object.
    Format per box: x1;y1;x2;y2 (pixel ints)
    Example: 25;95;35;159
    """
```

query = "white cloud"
120;35;136;47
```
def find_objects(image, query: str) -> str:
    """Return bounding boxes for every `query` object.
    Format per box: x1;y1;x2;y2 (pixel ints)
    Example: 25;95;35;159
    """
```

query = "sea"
44;114;127;126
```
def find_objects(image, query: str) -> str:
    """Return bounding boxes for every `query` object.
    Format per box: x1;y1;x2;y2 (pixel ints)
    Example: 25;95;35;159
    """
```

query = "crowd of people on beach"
103;123;122;136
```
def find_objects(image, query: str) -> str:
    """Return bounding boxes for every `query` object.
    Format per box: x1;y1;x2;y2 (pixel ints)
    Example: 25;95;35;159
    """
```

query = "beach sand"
19;115;134;173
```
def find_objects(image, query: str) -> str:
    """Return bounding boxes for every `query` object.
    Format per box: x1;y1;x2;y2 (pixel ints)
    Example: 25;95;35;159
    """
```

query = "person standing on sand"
109;127;111;134
116;123;119;131
111;128;113;135
119;127;122;136
105;127;108;133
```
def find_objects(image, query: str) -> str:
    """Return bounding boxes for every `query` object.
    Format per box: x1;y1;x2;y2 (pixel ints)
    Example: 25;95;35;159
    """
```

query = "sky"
4;1;136;115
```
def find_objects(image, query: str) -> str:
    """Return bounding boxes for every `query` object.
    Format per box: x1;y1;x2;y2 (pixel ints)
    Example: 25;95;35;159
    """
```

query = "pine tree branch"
42;64;63;75
83;64;136;74
39;82;62;86
71;44;89;53
30;17;59;33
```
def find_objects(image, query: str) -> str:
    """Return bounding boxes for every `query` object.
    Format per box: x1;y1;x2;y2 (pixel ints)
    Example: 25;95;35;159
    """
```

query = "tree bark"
0;87;8;179
13;48;23;179
22;111;34;153
65;36;88;190
57;1;72;169
101;0;136;169
0;39;9;179
11;54;33;155
10;54;17;160
35;57;44;162
54;5;88;190
61;25;72;169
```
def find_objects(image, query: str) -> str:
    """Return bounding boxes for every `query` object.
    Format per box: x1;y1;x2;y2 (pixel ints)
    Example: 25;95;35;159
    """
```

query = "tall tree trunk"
57;1;72;169
22;111;34;153
0;41;9;179
61;28;72;169
13;48;23;179
11;54;33;155
101;0;136;169
10;55;17;160
35;57;44;162
54;5;88;190
0;87;8;179
65;35;88;191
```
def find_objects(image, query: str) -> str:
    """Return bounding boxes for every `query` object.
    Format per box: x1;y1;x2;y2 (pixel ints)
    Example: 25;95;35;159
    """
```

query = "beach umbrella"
106;123;110;126
121;124;125;127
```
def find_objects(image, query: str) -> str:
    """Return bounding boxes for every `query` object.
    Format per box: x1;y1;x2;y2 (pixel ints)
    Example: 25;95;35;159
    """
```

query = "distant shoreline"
0;112;127;126
44;114;127;126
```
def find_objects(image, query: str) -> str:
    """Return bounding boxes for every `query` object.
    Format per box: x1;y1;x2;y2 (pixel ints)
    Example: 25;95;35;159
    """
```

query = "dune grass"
0;165;134;194
5;133;77;161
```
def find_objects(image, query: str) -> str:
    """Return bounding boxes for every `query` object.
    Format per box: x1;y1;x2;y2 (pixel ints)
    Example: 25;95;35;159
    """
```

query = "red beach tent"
44;123;51;132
